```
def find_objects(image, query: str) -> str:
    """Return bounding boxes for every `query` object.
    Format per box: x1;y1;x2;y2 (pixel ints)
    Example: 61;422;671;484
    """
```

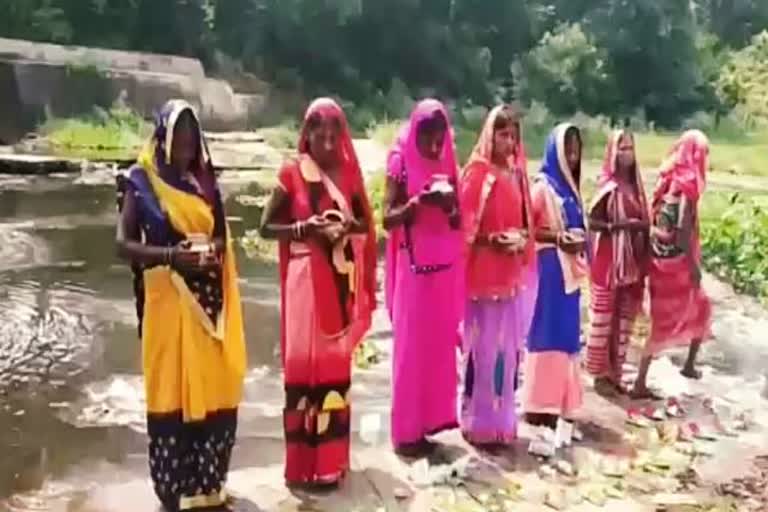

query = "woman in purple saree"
383;99;464;457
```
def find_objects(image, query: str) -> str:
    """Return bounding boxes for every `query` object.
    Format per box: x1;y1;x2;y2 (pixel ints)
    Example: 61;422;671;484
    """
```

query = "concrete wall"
0;37;205;78
0;38;267;142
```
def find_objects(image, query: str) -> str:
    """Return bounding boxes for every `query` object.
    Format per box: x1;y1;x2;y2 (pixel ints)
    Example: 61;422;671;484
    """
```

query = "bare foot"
629;386;664;401
680;367;702;380
595;377;618;397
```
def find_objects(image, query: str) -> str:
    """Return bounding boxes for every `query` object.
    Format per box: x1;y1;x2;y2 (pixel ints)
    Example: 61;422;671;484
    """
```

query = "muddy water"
0;174;280;499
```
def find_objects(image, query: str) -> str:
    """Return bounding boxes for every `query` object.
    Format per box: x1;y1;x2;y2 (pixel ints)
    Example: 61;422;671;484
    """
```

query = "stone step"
0;154;81;175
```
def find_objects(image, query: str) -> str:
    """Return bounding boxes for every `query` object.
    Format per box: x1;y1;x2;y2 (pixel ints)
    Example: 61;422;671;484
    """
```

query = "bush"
717;31;768;127
702;194;768;298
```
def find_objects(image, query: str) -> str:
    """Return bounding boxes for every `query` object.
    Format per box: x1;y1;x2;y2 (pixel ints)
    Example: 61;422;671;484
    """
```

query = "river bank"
0;135;767;512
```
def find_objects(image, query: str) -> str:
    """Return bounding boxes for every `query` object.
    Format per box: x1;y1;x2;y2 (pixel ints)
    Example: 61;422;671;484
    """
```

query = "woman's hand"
651;225;674;243
305;214;330;235
557;232;586;255
420;187;456;214
491;231;528;254
401;195;420;223
171;241;218;273
319;221;347;244
623;218;650;232
441;192;458;216
419;188;443;206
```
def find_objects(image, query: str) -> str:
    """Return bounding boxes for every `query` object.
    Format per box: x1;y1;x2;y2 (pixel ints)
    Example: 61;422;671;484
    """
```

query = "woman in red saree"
459;105;538;447
259;98;377;487
587;130;651;396
631;130;713;398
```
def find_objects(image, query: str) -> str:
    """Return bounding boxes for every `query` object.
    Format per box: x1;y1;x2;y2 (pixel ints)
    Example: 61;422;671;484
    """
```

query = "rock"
0;154;81;175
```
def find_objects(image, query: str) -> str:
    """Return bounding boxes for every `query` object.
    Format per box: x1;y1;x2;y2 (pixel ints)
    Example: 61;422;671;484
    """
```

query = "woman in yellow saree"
116;100;246;511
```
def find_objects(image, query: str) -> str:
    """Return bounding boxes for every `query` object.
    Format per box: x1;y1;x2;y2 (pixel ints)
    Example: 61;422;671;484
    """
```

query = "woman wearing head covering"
587;131;651;396
383;99;464;457
459;105;538;448
631;130;712;399
116;99;246;511
259;98;377;487
523;123;588;456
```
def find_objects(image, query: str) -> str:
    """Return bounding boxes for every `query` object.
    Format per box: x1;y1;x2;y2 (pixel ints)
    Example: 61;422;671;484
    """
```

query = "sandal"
626;408;652;428
643;405;666;421
665;397;685;418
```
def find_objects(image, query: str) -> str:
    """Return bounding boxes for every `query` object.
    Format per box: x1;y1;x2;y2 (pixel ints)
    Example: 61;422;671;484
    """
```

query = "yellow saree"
126;99;246;512
139;145;246;422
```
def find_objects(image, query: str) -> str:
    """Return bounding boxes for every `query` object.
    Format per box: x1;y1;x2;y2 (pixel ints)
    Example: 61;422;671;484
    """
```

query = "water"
0;173;281;500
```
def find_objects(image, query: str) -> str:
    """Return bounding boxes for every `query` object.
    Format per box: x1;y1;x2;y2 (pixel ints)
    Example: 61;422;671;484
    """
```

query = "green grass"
40;106;150;160
364;115;768;177
259;120;299;151
366;120;400;149
633;131;768;176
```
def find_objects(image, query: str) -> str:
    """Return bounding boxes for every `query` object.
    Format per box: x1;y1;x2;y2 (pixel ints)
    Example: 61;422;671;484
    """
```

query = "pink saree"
385;99;464;447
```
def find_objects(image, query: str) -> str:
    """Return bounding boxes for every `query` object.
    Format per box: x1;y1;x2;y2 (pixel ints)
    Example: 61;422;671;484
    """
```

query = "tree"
585;0;707;126
0;0;72;43
696;0;768;49
717;31;768;125
515;23;615;117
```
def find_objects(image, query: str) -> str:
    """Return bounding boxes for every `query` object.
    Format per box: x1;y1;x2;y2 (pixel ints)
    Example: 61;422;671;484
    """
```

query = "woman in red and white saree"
631;130;712;399
587;130;650;396
259;98;377;487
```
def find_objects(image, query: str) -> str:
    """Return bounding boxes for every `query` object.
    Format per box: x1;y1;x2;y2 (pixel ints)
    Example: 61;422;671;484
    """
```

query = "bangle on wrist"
293;221;306;240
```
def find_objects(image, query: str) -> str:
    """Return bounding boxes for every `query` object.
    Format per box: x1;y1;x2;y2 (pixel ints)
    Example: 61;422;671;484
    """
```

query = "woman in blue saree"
523;123;588;457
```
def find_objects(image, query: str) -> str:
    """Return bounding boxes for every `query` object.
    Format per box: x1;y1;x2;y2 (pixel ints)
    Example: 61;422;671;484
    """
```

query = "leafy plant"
701;194;768;298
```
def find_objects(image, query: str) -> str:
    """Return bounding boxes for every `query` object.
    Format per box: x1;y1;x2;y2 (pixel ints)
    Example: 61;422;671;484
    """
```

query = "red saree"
586;130;650;382
277;99;376;485
647;130;712;354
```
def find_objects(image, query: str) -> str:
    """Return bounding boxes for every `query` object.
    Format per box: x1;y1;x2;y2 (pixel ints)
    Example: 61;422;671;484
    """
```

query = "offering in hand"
428;174;454;195
320;209;347;243
187;233;213;254
322;209;346;224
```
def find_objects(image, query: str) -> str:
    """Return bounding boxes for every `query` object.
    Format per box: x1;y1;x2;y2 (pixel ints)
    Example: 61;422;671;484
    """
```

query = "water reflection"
0;178;280;500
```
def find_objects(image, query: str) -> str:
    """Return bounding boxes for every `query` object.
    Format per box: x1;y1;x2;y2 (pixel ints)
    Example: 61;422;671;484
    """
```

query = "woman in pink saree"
383;99;464;457
631;130;712;398
459;105;538;448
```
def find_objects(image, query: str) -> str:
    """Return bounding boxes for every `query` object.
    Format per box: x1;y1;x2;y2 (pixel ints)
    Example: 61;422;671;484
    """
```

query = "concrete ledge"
0;154;81;175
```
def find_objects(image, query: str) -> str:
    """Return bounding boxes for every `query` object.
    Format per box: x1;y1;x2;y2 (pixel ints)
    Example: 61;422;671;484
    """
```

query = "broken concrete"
0;37;268;143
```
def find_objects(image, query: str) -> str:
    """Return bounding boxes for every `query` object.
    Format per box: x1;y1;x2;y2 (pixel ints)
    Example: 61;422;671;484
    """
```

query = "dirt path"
3;271;767;512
